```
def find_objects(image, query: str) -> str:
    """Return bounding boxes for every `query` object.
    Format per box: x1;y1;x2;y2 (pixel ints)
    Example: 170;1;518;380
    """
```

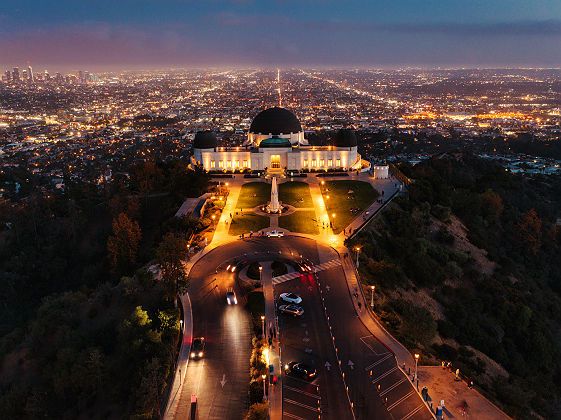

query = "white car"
266;230;285;237
280;292;302;304
226;288;238;305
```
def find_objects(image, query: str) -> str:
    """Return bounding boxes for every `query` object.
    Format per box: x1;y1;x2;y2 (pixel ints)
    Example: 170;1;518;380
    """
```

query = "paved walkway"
418;367;510;419
261;262;282;420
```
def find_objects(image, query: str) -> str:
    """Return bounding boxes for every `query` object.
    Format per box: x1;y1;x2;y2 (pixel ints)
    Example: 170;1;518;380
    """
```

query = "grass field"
321;180;378;233
228;214;270;235
278;181;313;208
235;182;271;209
279;210;319;235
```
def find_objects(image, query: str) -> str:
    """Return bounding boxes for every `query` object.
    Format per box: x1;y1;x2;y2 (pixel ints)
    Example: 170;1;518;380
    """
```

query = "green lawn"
278;181;314;208
321;180;379;233
229;214;270;235
235;182;271;209
279;210;319;235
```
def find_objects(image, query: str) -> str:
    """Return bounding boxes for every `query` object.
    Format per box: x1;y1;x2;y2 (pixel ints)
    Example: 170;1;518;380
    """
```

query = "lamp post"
370;285;375;308
261;315;265;339
355;247;360;268
332;213;336;229
414;353;420;382
262;374;267;401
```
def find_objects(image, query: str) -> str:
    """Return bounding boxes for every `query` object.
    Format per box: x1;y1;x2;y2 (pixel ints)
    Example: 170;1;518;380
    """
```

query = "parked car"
226;287;238;305
280;292;302;304
285;361;317;379
278;304;304;317
266;230;284;237
190;337;205;359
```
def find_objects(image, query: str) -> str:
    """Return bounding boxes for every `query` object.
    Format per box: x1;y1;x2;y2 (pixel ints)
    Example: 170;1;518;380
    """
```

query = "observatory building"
192;107;362;173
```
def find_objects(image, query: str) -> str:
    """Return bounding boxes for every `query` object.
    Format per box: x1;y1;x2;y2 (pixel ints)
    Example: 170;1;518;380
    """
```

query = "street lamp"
260;315;265;339
414;353;420;382
355;247;360;268
262;374;267;401
332;213;336;229
370;285;375;308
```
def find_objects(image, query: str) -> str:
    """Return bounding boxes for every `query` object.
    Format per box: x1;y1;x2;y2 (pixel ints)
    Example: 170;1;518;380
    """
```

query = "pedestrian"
358;301;362;310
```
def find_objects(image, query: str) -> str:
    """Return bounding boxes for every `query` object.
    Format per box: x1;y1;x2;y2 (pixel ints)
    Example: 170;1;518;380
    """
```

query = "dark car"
190;337;205;359
278;304;304;317
285;361;317;379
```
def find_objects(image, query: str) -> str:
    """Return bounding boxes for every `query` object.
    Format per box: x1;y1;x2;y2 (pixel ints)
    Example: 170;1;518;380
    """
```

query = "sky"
1;0;561;70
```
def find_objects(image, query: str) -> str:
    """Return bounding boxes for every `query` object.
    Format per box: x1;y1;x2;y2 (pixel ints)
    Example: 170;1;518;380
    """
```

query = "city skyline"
2;1;561;69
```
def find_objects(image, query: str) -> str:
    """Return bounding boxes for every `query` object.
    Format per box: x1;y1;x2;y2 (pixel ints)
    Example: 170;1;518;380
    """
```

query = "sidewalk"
261;262;282;420
336;248;415;370
163;292;193;420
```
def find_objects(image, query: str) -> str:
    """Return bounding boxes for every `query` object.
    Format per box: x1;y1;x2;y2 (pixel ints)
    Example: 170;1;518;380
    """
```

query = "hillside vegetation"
348;153;561;419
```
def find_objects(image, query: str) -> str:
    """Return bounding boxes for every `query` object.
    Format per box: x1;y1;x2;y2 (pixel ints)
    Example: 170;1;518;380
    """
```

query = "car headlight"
191;352;195;358
199;352;203;357
284;364;289;370
234;298;238;304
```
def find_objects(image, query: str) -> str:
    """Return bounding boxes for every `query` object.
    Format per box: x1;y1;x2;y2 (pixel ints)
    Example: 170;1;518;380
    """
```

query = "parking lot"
275;270;353;420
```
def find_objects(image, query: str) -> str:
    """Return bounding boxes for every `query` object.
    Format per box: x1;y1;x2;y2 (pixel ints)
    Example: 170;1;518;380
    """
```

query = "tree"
157;232;189;297
480;189;504;224
107;212;142;271
515;209;542;258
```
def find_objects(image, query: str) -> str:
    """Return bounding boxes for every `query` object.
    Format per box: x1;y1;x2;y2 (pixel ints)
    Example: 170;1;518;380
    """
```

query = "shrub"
245;402;268;420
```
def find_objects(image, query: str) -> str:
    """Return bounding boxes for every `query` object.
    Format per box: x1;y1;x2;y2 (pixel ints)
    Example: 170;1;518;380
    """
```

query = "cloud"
214;13;561;37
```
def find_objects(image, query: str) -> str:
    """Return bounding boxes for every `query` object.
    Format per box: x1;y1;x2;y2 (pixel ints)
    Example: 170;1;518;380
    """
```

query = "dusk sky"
2;0;561;70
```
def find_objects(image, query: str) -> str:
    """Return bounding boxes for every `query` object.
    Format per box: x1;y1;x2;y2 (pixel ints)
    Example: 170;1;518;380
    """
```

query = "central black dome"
193;130;218;149
250;107;302;135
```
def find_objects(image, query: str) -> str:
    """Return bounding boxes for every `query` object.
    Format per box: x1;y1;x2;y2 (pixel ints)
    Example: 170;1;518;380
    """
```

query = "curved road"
174;236;432;420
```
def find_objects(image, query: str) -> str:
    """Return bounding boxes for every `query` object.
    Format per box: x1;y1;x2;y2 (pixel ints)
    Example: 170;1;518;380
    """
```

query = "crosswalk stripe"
271;259;342;285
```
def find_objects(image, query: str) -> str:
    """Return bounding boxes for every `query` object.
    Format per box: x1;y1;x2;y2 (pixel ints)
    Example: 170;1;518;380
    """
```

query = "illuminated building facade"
193;107;361;172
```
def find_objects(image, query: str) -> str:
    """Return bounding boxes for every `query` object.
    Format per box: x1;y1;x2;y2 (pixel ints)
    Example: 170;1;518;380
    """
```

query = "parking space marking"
284;385;321;400
364;353;393;371
283;398;320;412
283;412;307;420
372;366;398;383
379;378;407;396
400;403;426;420
387;390;415;411
360;335;393;357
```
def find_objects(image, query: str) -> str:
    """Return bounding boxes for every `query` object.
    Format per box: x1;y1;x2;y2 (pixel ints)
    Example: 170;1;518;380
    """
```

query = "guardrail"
347;189;401;240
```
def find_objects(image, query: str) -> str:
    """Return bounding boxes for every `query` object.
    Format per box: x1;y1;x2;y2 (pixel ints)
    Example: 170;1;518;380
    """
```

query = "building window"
312;160;316;167
328;159;333;167
304;160;308;167
235;160;240;168
336;159;341;167
320;159;325;167
210;161;216;168
219;160;224;168
243;160;248;168
227;160;232;168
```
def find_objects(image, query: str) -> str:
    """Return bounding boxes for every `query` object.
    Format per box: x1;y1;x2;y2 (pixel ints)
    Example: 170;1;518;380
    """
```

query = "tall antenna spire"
277;69;282;107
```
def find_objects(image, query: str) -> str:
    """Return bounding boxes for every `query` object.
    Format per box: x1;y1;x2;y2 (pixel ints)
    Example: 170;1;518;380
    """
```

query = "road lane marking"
379;378;407;396
387;390;415;411
372;366;398;383
401;403;426;420
283;398;319;412
364;353;393;371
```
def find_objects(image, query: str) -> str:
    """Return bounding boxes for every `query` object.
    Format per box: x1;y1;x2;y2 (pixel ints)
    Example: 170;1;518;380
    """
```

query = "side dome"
333;129;358;147
250;107;302;135
193;131;218;149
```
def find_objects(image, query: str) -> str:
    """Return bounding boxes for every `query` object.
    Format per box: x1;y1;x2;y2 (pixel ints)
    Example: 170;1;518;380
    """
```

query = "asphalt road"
174;236;432;420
